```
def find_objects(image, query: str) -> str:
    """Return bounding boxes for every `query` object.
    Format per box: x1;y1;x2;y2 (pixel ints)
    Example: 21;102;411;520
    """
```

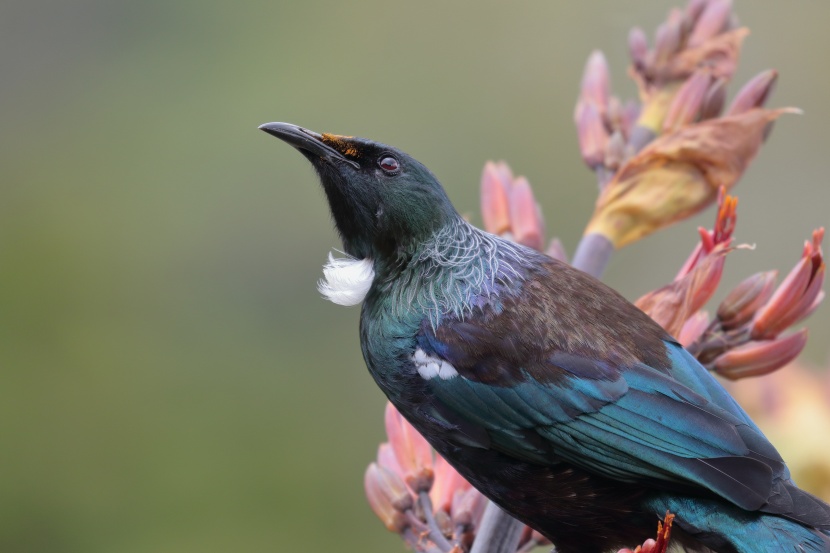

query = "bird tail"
646;495;830;553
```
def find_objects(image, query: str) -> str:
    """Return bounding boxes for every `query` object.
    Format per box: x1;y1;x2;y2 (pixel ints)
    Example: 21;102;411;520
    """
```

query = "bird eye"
378;156;400;173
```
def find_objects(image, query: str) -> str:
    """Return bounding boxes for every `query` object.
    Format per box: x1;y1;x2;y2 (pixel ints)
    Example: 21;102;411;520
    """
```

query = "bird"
260;122;830;553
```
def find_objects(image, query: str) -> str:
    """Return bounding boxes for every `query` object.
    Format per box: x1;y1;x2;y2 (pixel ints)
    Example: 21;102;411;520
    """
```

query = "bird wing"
414;259;816;518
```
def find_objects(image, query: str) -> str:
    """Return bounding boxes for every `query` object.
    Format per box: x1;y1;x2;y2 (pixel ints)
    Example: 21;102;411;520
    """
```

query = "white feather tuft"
318;253;375;306
412;348;458;380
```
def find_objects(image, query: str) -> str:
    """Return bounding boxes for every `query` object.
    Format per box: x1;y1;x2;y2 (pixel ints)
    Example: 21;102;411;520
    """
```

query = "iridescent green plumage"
261;122;830;553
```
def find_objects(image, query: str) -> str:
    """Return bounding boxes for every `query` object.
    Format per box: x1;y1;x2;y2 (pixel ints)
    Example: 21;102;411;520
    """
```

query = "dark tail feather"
647;495;830;553
763;481;830;529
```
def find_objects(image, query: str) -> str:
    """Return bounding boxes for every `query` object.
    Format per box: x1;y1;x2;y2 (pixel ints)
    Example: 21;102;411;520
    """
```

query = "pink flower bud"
450;486;487;530
364;462;413;532
509;176;545;251
687;0;732;48
494;160;514;187
675;191;736;280
628;27;649;70
654;20;683;65
637;193;736;337
638;247;726;338
384;402;435;492
545;238;568;263
677;310;710;348
727;70;778;116
796;290;825;326
666;7;685;29
751;229;825;339
640;538;659;553
716;271;777;329
576;102;610;169
377;442;404;475
433;509;453;539
684;0;708;25
713;329;808;380
480;161;511;235
430;454;471;515
663;70;713;132
668;27;748;83
579;51;611;115
699;77;727;120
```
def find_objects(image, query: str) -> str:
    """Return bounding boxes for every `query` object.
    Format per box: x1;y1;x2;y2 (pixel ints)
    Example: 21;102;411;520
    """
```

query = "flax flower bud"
365;462;413;532
628;27;649;70
433;510;453;539
430;454;471;515
480;161;547;251
664;26;747;83
576;102;610;169
713;329;808;380
716;270;777;329
663;70;713;132
584;108;792;249
385;402;435;492
699;77;727;120
727;70;778;115
627;0;745;147
654;20;683;66
545;238;568;263
687;0;732;48
575;51;612;169
636;193;736;337
480;161;511;235
577;50;611;116
675;192;737;279
751;228;825;339
377;442;403;475
684;0;708;26
637;243;728;337
509;176;545;251
677;310;710;348
450;486;487;529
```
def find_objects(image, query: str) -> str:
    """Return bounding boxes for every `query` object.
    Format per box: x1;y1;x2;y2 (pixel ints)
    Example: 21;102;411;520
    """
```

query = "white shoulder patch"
318;253;375;306
412;348;458;380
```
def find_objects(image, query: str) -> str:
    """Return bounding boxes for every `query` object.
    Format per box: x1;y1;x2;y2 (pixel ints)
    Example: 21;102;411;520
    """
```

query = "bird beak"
259;122;359;168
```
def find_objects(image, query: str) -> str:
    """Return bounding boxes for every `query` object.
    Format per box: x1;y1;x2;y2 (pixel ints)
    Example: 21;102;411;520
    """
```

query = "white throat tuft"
318;253;375;306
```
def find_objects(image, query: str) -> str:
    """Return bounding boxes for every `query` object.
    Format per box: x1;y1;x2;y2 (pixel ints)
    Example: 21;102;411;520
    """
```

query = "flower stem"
418;492;454;552
403;528;446;553
469;502;525;553
572;232;615;279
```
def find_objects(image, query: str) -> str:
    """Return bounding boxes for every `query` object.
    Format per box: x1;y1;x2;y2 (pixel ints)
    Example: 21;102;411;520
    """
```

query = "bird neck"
373;217;527;327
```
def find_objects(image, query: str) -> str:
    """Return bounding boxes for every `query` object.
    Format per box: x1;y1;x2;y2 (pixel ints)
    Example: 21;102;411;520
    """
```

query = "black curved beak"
259;122;359;168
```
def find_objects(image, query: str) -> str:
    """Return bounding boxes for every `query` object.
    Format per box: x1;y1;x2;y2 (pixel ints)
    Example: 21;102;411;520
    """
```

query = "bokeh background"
2;1;829;552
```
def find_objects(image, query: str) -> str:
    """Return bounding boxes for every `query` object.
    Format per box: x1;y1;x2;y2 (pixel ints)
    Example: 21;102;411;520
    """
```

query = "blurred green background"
2;1;829;552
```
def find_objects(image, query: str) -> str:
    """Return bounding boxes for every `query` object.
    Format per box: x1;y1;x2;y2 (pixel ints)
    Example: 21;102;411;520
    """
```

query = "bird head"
260;122;457;261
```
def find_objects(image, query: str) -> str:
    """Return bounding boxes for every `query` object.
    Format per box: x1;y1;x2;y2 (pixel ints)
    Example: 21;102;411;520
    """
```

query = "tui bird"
260;122;830;553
